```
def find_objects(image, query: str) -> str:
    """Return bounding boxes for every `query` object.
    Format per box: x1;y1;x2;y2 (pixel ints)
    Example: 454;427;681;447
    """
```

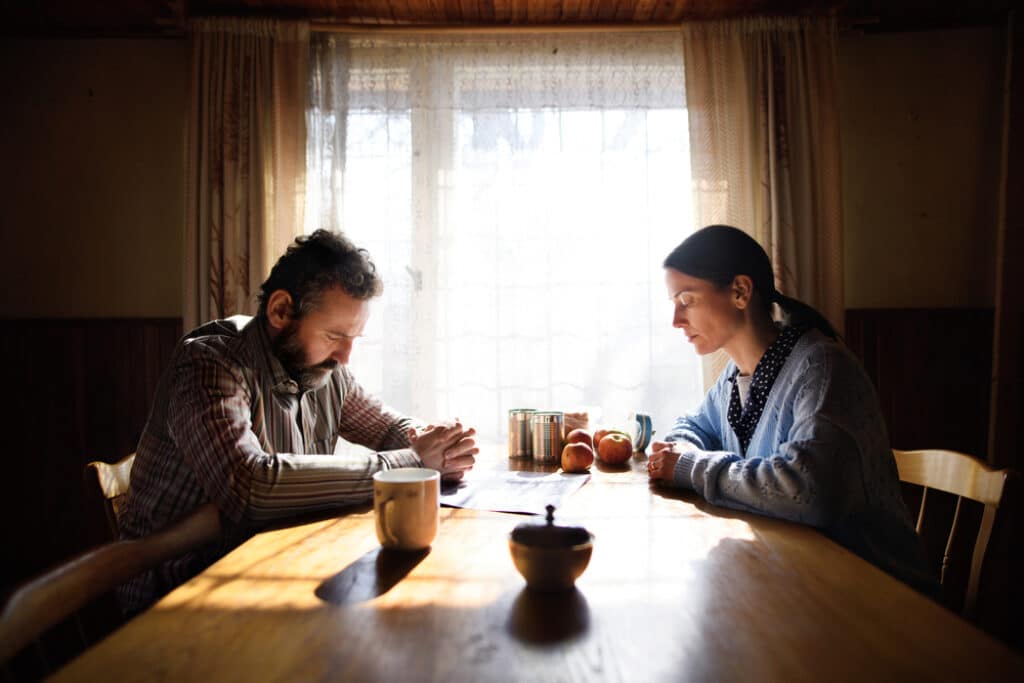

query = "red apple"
592;429;612;451
593;429;630;452
564;428;593;449
596;432;633;465
561;442;595;473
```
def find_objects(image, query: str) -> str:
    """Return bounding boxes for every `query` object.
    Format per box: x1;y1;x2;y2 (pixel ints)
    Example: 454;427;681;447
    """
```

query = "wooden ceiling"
0;0;1012;37
195;1;837;24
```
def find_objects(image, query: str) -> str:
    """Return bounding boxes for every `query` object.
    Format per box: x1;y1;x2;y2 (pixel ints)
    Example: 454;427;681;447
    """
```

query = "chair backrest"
84;453;136;539
892;449;1010;618
0;502;221;666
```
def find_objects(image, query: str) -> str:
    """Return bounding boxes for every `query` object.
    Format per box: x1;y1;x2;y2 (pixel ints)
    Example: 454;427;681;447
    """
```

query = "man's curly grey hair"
257;229;382;319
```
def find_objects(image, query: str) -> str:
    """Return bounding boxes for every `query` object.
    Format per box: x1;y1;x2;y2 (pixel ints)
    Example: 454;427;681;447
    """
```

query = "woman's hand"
408;421;478;481
647;440;681;483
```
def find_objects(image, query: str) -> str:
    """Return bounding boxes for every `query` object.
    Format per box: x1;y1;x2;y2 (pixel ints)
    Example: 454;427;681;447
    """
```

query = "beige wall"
838;27;1005;309
0;39;188;318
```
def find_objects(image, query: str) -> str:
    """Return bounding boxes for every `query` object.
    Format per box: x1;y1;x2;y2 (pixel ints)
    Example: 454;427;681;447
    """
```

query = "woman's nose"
672;308;687;328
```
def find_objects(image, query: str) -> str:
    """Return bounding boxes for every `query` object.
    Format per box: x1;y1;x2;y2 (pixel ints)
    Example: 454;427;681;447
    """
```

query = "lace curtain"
307;31;703;446
184;18;309;329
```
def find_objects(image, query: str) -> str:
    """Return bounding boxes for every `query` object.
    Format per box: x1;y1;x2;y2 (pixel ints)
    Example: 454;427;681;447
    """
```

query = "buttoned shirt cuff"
379;448;423;470
672;450;699;490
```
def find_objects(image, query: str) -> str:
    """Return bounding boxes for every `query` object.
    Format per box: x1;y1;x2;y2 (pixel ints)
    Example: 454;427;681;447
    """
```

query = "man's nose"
332;339;353;364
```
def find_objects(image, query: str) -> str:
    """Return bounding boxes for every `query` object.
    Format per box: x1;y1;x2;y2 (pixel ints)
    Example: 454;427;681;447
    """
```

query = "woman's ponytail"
773;291;839;341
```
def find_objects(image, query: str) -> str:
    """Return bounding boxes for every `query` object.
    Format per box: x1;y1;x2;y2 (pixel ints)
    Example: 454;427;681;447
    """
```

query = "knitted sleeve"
671;349;857;528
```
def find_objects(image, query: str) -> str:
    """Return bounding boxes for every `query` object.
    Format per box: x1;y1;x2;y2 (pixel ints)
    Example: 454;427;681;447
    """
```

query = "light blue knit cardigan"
668;329;937;594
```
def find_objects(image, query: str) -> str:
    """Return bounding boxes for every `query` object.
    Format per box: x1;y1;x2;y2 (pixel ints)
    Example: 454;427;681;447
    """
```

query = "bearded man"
118;230;476;614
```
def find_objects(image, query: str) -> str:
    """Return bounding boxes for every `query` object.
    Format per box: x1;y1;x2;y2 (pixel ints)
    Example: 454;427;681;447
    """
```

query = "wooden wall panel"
988;0;1023;473
988;10;1024;654
0;319;181;596
845;308;994;457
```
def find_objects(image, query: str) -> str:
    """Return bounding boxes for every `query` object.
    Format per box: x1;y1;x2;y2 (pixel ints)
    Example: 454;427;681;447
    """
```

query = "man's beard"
273;322;338;391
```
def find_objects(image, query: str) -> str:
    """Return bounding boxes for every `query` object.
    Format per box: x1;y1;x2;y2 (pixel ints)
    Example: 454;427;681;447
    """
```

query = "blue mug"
631;412;654;452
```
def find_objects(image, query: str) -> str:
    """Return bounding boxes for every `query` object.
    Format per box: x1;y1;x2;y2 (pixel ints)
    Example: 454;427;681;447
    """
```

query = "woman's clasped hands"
646;440;683;483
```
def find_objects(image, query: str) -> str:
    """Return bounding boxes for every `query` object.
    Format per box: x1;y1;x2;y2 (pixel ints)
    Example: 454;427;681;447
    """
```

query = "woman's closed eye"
675;293;696;309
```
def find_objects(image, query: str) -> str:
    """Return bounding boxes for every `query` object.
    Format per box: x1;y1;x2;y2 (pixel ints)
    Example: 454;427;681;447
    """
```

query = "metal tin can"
508;409;536;458
530;411;564;464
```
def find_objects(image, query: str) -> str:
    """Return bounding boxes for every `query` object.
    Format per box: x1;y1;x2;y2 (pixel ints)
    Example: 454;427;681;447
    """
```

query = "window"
307;32;700;447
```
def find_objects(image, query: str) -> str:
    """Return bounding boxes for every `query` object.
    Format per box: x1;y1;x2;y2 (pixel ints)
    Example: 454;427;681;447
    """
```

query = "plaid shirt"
118;315;421;614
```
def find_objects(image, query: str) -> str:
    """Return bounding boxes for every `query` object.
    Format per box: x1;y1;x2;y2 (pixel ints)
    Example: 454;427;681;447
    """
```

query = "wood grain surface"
52;450;1024;682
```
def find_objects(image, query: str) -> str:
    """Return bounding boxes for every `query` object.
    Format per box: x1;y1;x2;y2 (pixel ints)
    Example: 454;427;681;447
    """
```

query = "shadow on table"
648;480;703;504
261;501;374;532
506;587;590;646
649;479;804;530
315;547;429;605
505;457;562;474
592;459;632;474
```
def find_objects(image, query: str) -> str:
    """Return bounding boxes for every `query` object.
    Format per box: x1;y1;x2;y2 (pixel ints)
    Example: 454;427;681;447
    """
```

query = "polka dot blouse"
727;325;806;455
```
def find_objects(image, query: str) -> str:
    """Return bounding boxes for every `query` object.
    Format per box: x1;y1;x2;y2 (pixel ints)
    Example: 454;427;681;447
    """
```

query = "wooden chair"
84;453;135;539
892;449;1010;618
0;502;221;669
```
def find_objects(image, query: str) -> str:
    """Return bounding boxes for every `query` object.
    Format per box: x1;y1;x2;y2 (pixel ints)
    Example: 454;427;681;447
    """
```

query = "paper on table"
440;470;590;515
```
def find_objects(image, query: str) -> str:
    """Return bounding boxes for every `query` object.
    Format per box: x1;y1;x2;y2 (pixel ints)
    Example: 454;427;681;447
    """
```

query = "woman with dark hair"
647;225;936;594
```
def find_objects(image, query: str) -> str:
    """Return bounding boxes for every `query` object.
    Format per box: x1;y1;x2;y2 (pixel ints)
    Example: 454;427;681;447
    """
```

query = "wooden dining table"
53;449;1024;682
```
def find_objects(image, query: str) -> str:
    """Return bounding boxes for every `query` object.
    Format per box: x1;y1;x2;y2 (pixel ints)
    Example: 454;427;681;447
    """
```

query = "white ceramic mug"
373;468;440;551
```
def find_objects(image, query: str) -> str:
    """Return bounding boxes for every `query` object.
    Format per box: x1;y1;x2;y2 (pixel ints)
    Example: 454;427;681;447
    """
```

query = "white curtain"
307;31;702;447
682;17;844;385
184;18;309;330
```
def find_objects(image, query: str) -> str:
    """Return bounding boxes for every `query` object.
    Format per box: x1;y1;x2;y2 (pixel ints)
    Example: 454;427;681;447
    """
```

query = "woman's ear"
265;289;294;331
732;275;754;309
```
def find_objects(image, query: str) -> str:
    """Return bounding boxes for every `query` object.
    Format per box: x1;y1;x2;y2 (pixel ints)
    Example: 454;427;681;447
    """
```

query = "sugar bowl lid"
511;505;590;548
